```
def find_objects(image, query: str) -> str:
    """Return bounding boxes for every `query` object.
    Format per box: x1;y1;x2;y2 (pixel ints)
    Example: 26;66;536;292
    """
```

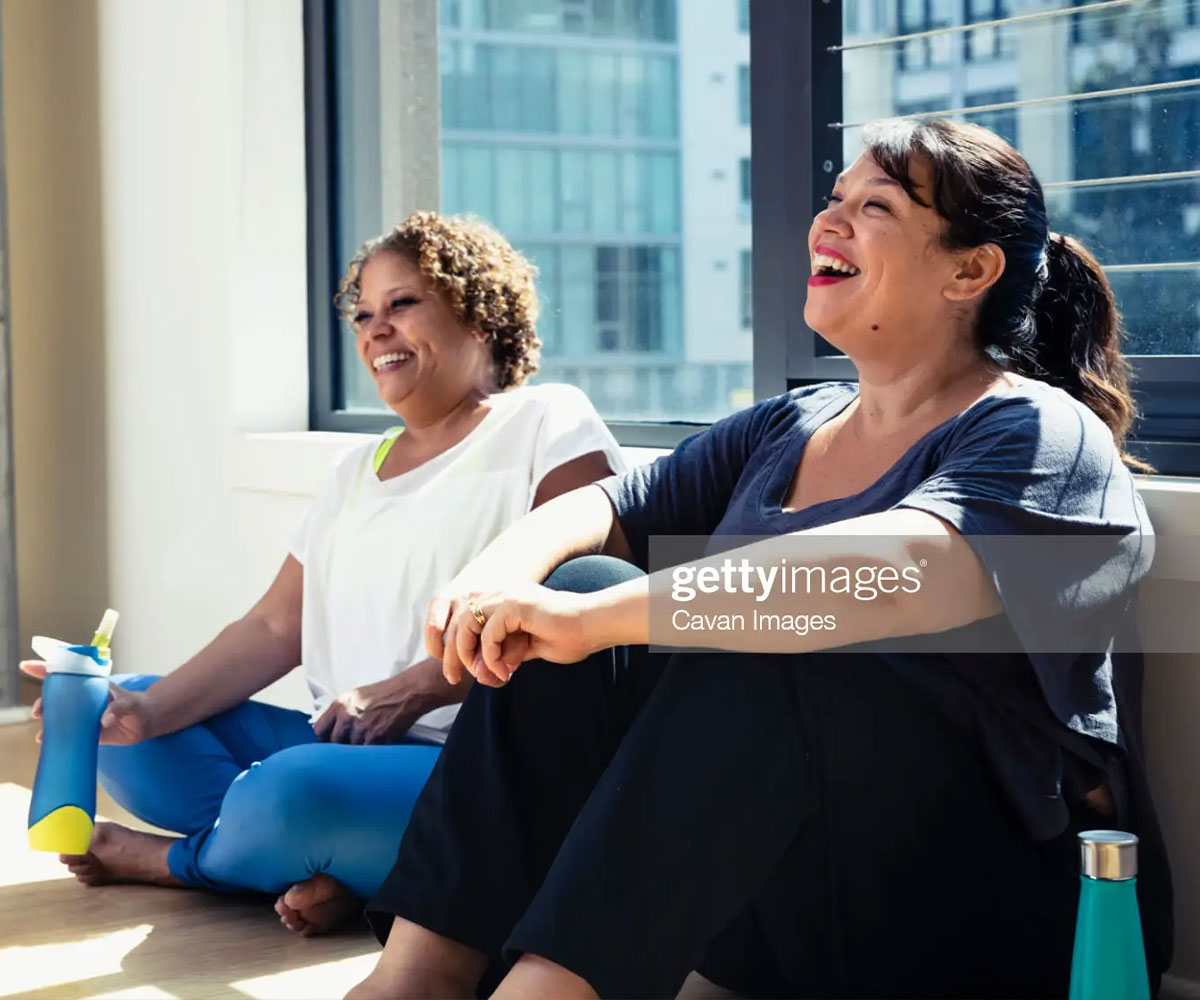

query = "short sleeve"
597;392;795;569
528;384;627;504
286;442;371;565
896;390;1154;739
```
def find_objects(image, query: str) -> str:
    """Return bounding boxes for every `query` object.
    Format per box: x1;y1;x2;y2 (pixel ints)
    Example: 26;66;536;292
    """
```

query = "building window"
595;245;675;353
968;88;1018;148
739;156;751;222
896;0;956;71
738;64;750;126
964;1;1013;62
740;249;752;329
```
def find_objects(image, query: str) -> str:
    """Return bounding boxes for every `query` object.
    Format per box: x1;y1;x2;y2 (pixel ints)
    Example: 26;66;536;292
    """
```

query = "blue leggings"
96;676;441;899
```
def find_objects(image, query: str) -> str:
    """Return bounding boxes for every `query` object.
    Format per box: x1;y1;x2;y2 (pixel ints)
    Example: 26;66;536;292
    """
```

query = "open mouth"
372;351;413;374
810;251;861;285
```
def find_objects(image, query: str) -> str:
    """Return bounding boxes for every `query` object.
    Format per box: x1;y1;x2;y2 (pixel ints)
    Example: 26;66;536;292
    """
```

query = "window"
830;0;1200;472
896;0;956;71
308;1;1200;470
739;156;751;222
964;1;1013;62
738;0;749;33
309;0;751;435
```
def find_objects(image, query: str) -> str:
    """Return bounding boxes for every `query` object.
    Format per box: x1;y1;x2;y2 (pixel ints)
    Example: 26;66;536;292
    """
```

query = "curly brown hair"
335;211;542;390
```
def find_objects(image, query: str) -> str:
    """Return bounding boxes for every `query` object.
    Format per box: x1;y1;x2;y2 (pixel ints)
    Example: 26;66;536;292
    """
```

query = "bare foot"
59;821;184;887
274;873;362;936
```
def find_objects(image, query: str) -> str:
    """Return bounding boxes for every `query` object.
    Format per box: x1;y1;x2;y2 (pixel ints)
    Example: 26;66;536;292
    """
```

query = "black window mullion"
750;0;843;392
304;0;344;430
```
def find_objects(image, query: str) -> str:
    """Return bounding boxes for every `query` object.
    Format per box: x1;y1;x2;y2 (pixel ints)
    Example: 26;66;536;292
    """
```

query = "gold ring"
466;600;487;627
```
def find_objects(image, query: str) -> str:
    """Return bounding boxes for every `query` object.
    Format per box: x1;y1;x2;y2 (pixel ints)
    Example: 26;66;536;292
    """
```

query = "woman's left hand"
314;671;437;745
447;583;597;687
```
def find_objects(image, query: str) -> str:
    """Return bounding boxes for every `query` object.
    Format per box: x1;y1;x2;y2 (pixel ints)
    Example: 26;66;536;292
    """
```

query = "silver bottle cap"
1079;830;1138;881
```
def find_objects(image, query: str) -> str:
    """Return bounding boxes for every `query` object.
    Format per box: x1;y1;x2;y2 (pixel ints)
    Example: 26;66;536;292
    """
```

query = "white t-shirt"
287;383;625;732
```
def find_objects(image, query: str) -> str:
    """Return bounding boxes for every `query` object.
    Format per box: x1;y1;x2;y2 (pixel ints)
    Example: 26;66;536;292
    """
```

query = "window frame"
305;0;1200;472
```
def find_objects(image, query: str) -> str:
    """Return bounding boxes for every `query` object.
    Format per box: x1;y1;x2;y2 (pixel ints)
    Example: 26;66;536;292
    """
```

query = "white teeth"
811;253;861;276
372;351;412;371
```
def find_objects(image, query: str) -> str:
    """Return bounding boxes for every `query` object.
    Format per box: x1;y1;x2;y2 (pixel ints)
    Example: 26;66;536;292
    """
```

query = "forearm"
141;612;301;738
580;511;999;655
395;656;472;714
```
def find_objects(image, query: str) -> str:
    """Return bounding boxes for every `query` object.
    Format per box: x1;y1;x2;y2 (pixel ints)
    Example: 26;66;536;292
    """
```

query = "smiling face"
351;251;494;415
804;153;976;366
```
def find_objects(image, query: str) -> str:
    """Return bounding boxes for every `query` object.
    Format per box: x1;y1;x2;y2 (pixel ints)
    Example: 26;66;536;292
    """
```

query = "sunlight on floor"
0;782;72;888
0;924;153;997
231;952;378;999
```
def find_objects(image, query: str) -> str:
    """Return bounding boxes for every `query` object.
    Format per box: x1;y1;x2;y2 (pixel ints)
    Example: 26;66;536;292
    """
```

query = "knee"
109;673;163;694
544;555;643;595
219;744;341;847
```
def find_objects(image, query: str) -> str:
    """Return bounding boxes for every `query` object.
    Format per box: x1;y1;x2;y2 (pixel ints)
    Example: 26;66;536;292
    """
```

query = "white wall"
95;0;312;706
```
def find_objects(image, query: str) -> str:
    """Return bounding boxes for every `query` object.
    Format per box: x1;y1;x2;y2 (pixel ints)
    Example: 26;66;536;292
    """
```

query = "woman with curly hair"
20;212;622;934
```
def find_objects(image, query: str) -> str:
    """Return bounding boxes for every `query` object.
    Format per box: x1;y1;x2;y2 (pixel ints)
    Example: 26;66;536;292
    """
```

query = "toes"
283;875;338;908
275;899;307;934
282;879;312;907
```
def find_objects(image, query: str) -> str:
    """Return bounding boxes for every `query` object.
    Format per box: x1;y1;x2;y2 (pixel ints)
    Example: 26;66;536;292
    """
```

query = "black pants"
367;556;1093;999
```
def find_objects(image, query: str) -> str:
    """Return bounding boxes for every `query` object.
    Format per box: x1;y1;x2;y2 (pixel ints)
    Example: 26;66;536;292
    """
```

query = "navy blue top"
598;380;1155;842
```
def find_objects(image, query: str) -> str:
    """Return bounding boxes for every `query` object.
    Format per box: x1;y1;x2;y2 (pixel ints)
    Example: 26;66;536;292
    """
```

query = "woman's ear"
944;243;1005;302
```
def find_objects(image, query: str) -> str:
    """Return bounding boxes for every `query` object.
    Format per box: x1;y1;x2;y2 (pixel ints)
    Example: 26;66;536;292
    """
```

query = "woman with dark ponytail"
349;120;1173;1000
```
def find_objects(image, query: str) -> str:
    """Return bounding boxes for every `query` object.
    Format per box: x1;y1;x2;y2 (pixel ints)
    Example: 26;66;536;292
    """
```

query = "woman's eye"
865;200;891;213
824;194;843;205
353;312;370;326
391;296;417;310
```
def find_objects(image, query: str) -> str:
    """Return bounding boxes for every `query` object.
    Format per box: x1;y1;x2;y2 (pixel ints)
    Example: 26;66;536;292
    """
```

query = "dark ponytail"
1026;233;1139;462
864;118;1147;470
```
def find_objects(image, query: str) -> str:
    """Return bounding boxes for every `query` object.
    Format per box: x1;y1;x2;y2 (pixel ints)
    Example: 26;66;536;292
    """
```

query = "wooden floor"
0;721;379;1000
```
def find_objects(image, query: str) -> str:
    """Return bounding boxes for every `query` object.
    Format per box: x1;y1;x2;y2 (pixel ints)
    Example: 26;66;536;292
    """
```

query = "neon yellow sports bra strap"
373;427;405;475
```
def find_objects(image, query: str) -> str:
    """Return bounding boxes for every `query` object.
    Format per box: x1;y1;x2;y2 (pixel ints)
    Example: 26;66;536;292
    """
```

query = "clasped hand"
425;582;596;687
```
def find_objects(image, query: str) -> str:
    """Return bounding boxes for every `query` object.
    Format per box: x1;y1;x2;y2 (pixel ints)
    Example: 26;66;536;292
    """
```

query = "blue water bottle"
1068;830;1150;1000
27;609;119;854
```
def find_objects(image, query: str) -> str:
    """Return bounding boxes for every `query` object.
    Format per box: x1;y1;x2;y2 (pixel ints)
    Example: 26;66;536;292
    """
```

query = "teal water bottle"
1068;830;1150;1000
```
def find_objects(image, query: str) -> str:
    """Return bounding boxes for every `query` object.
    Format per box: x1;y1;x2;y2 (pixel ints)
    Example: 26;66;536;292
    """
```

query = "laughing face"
804;152;970;364
351;251;493;413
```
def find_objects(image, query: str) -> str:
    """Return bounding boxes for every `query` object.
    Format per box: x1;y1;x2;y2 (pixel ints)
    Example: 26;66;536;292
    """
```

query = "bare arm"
139;555;304;738
580;508;1000;653
458;508;1004;684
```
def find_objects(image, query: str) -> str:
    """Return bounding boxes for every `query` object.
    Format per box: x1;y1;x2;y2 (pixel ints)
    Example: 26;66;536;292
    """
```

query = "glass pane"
526;244;561;353
841;0;1200;358
329;0;751;421
560;150;590;232
526;149;557;231
591;150;620;233
557;50;590;135
588;54;619;136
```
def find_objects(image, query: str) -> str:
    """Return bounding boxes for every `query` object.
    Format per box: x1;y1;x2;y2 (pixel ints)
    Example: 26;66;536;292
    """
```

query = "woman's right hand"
19;661;157;746
433;583;598;687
